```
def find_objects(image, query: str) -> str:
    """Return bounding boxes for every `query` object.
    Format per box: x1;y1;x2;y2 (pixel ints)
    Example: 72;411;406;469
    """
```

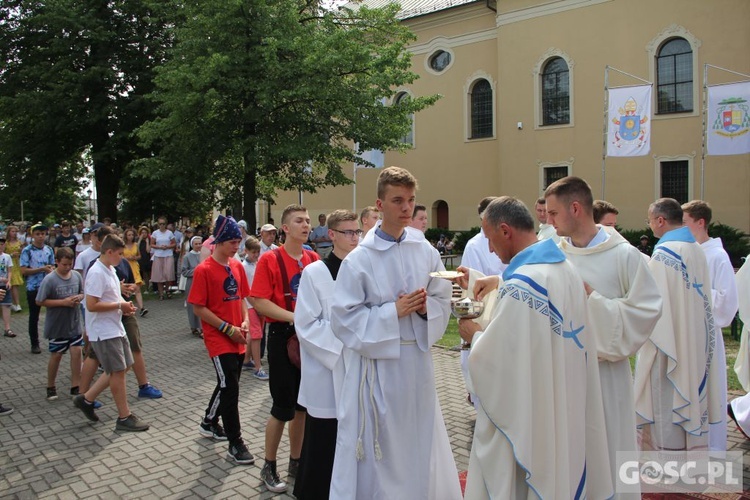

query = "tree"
0;0;173;222
137;0;437;229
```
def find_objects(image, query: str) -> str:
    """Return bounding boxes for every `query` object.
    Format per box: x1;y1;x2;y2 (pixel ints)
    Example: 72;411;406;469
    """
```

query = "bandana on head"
213;215;242;244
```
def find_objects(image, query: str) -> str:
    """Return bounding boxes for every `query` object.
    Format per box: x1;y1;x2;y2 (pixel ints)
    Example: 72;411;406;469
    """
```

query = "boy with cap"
20;223;56;353
190;215;255;465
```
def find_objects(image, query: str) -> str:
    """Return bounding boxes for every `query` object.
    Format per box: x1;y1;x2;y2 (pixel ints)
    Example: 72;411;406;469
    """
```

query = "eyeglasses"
645;216;663;225
332;229;363;238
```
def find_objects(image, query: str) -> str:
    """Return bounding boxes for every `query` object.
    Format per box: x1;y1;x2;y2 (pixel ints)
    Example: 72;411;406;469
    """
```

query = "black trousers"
204;353;244;445
26;289;41;348
294;414;338;499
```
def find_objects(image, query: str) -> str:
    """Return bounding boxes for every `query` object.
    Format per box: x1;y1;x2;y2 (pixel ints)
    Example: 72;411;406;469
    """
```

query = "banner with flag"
707;81;750;156
606;85;652;157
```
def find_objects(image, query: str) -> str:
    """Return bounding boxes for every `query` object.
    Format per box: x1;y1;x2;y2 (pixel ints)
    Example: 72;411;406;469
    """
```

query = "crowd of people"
0;166;747;498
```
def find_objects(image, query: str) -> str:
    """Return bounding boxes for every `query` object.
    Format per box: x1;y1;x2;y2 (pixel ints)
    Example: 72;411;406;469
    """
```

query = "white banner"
707;81;750;156
607;85;652;157
354;143;384;169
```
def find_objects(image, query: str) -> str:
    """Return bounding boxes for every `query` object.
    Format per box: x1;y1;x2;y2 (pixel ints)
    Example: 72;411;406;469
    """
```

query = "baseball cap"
90;222;104;232
640;235;649;240
261;224;277;232
31;222;48;232
82;228;91;234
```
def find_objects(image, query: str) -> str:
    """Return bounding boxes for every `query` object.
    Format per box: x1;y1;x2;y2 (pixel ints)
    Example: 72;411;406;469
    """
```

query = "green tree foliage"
137;0;438;229
0;0;173;222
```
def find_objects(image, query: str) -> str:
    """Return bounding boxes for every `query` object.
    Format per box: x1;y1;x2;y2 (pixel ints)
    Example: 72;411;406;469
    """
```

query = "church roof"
343;0;482;20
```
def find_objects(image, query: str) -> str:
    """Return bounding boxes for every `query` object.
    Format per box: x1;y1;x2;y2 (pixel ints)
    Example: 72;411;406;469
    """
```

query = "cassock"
294;253;346;499
560;226;662;499
329;226;461;500
700;237;739;451
730;255;750;438
465;239;613;500
634;227;723;451
460;228;507;409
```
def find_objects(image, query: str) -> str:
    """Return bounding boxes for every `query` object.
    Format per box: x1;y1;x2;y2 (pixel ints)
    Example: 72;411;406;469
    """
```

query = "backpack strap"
273;248;293;312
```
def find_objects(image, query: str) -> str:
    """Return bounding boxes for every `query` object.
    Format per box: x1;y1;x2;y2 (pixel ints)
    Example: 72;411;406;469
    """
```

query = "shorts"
0;287;11;305
90;336;134;374
248;309;264;341
267;322;304;422
48;335;84;354
87;315;142;359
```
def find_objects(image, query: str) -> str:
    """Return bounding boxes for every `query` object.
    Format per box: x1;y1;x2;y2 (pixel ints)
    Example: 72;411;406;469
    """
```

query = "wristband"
227;327;236;337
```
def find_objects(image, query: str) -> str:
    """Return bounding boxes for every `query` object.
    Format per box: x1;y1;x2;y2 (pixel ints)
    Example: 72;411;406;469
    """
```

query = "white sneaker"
11;305;21;312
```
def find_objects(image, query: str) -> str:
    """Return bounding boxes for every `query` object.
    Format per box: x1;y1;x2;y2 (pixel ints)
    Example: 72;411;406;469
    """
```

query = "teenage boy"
328;167;461;499
190;215;255;465
73;234;149;432
0;236;15;337
20;223;56;353
36;247;84;401
251;204;319;493
241;237;268;380
293;209;360;499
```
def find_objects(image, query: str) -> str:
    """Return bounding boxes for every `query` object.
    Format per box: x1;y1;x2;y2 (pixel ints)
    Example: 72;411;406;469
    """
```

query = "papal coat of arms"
611;96;649;149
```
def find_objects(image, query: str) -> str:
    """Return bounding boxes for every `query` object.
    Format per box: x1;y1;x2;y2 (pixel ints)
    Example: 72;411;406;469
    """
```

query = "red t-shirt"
250;246;319;322
188;256;250;357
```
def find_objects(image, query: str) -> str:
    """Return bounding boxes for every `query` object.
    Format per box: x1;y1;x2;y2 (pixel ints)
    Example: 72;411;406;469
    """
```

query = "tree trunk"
242;167;257;231
94;160;121;223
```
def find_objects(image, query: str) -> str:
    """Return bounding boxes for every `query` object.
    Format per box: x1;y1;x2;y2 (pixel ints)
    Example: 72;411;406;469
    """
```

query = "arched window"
470;79;493;139
394;92;414;146
656;38;693;114
541;57;570;126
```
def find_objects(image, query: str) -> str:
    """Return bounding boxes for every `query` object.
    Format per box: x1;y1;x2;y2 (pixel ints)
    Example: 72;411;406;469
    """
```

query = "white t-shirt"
243;259;257;309
0;253;13;287
84;260;125;341
74;246;100;284
151;229;175;258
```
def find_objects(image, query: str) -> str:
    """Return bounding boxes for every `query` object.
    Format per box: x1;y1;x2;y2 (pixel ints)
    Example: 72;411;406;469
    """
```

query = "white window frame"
464;71;497;142
533;48;575;129
646;25;701;119
393;89;415;148
537;158;574;192
653;153;695;202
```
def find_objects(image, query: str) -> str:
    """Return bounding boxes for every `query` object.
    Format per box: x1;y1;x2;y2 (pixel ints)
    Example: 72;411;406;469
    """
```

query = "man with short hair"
545;176;662;498
54;221;78;252
592;200;619;227
359;206;380;238
410;203;428;232
330;166;461;499
534;197;559;242
634;198;723;451
251;205;319;493
682;199;739;452
259;224;279;255
459;196;611;499
309;213;333;259
294;209;360;499
20;223;56;353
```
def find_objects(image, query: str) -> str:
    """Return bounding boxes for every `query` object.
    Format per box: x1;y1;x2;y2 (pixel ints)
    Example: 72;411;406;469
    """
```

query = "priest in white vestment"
729;254;750;439
459;196;612;500
634;198;723;451
329;167;461;500
545;178;662;499
535;196;561;243
682;200;739;452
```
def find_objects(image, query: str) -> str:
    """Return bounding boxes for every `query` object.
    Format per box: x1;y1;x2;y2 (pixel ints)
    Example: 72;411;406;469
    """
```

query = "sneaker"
11;304;21;312
227;441;254;465
253;369;269;381
46;387;58;401
0;403;13;416
261;461;288;492
31;345;41;354
93;400;103;409
139;308;148;317
138;384;163;399
115;413;150;432
199;421;228;441
73;394;99;422
288;457;300;478
242;360;255;371
70;386;80;396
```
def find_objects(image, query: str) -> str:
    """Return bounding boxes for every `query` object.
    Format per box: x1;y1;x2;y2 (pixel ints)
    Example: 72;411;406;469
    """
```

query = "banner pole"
701;63;708;199
353;162;357;213
601;66;610;198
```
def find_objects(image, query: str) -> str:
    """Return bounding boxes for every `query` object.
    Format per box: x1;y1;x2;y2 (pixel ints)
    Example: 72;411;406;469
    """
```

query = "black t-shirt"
54;234;78;249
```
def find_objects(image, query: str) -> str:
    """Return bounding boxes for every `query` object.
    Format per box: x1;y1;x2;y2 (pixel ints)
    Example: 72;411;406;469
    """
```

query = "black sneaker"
199;421;228;441
139;308;148;317
46;387;58;401
0;403;13;416
115;413;150;432
70;386;80;397
288;457;300;478
226;441;254;465
261;461;288;492
73;394;99;422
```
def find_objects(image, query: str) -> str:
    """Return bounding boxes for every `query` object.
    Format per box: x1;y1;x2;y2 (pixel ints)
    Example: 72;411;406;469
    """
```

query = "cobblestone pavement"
0;296;748;498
